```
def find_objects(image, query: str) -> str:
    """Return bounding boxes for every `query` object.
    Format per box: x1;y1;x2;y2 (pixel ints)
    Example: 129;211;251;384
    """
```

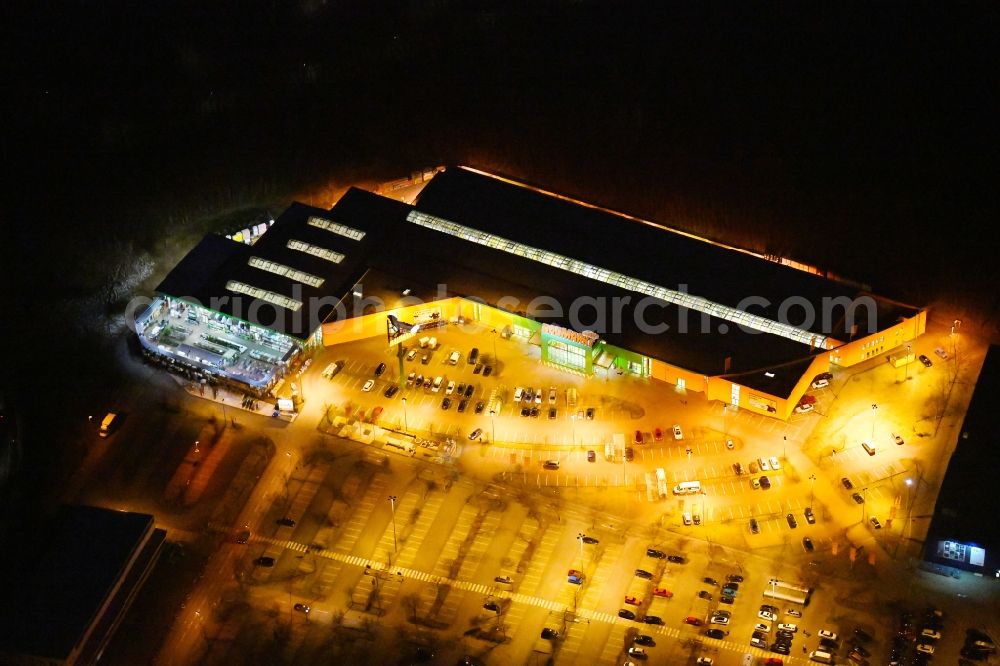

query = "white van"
432;376;444;393
513;387;524;402
862;441;876;456
673;480;702;495
809;650;835;664
448;350;460;365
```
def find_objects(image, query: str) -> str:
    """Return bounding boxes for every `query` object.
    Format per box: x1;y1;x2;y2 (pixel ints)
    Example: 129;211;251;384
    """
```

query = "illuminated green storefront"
539;323;599;374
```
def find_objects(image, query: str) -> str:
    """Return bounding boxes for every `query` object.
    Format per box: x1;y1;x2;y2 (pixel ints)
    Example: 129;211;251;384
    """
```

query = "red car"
654;427;663;441
683;616;702;626
624;595;642;606
799;395;817;405
634;430;643;444
653;587;673;598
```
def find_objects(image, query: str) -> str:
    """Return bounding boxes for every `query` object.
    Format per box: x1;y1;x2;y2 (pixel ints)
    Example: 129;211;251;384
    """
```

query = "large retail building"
141;166;924;419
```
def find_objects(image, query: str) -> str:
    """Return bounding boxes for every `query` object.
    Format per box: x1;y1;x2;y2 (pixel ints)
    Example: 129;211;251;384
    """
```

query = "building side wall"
648;357;710;393
829;310;926;367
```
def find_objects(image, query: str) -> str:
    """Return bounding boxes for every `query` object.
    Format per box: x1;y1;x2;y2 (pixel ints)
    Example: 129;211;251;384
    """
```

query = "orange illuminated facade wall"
827;310;926;367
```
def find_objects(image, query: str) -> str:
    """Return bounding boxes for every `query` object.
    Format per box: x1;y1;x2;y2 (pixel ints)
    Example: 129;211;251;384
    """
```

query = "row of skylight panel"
226;280;303;312
407;211;827;348
307;216;366;241
248;257;325;288
286;239;345;264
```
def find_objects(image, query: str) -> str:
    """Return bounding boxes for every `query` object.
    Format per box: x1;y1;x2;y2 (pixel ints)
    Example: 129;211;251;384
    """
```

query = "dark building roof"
153;168;917;387
0;505;158;661
155;199;412;340
326;189;817;388
924;345;1000;567
413;167;919;340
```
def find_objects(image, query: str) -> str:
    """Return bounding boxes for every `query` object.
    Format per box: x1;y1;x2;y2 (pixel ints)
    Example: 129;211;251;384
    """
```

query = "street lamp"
577;533;586;562
809;474;816;509
905;343;912;380
388;496;398;552
871;404;878;440
491;328;499;367
952;319;962;375
571;414;576;445
401;397;408;432
783;435;787;460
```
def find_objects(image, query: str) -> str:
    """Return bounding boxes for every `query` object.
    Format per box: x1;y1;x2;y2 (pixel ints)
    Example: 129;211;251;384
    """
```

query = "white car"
362;379;375;392
710;615;730;625
548;387;557;404
777;623;797;633
726;439;734;449
513;387;524;402
754;622;772;633
817;629;838;641
758;610;777;622
934;346;948;359
673;424;683;440
696;659;714;665
769;456;781;470
811;378;830;389
535;388;543;405
445;380;456;396
916;643;935;654
627;647;646;658
794;402;814;414
758;458;770;472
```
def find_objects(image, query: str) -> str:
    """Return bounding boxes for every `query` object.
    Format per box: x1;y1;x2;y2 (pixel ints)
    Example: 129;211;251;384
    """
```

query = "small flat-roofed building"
922;345;1000;576
0;505;166;666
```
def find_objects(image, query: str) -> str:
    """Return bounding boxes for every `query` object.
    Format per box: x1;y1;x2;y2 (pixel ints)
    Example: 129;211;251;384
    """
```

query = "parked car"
362;379;375;392
634;635;656;646
811;378;830;389
254;556;275;567
726;574;744;583
698;590;713;600
804;507;815;524
541;627;558;638
548;407;557;419
751;477;761;489
277;517;295;527
760;476;771;489
587;450;596;462
842;477;854;489
667;555;685;564
627;647;647;659
543;460;560;470
625;447;635;461
618;609;636;620
585;407;595;420
794;402;814;414
919;354;933;367
293;603;310;613
852;492;865;504
634;430;643;444
749;518;760;534
375;362;386;376
474;401;485;414
786;609;802;618
646;548;666;558
802;537;814;552
705;628;727;639
758;610;778;622
934;346;948;359
653;587;672;598
441;398;451;410
892;432;904;445
778;623;797;633
750;636;768;648
581;535;599;544
770;456;781;470
786;513;797;528
483;601;501;612
870;516;882;529
468;428;483;440
673;424;684;440
654;427;663;441
818;629;838;641
482;365;492;376
683;616;703;626
494;575;513;584
635;569;654;579
643;615;664;625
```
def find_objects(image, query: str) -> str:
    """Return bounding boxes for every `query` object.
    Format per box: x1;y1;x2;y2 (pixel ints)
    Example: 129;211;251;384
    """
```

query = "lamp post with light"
871;404;878;440
401;397;408;432
905;343;912;380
